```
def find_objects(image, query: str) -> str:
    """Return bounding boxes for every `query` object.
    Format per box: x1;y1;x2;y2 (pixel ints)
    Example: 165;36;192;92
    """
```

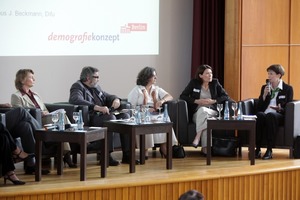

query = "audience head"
136;66;156;86
15;69;35;90
80;66;100;87
267;64;285;78
178;190;204;200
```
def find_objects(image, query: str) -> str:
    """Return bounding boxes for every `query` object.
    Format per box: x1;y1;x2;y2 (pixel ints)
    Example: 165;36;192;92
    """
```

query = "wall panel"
1;169;300;200
241;46;289;100
291;0;300;43
242;0;290;45
289;46;300;100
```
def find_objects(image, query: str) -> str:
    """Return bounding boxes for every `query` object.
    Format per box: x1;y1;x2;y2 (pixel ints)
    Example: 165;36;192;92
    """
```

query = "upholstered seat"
240;98;300;158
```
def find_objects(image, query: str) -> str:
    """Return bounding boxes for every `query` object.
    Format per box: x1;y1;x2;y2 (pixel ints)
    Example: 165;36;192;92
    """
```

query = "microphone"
266;79;271;95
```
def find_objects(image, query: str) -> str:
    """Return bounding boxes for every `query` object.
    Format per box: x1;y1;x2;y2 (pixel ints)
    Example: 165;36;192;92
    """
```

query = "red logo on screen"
120;23;147;33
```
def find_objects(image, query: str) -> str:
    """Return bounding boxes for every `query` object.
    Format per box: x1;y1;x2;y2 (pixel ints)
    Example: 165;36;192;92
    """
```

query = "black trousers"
91;112;130;156
0;123;17;176
256;111;284;150
5;107;41;154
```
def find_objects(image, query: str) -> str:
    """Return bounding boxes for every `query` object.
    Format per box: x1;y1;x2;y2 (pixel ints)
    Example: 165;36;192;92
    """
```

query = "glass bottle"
135;106;142;124
163;103;170;122
58;110;65;131
237;102;243;120
224;101;229;120
78;110;84;130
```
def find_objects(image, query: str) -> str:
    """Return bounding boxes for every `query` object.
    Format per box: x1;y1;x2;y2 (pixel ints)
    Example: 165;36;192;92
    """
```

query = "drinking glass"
73;112;80;123
144;105;151;123
73;112;80;129
129;105;137;123
217;104;223;119
231;102;237;119
51;113;59;130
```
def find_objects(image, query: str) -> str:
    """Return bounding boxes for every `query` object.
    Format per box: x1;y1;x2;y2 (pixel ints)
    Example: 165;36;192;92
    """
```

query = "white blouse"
127;85;168;107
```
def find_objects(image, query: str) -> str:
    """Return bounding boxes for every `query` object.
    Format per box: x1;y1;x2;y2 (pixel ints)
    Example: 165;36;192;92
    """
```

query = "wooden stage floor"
1;147;300;200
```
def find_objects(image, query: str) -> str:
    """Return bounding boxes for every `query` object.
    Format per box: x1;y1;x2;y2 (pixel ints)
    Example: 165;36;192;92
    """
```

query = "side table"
207;118;256;165
35;127;107;181
103;120;173;173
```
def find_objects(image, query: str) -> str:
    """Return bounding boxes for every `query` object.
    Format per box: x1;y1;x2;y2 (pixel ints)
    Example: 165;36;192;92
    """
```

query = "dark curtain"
191;0;225;85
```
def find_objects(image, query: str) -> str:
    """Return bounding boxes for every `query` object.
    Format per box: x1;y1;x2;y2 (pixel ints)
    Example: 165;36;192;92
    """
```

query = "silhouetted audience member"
178;190;204;200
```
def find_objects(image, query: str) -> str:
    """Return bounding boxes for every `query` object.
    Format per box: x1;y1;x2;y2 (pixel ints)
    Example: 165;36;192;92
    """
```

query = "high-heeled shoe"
63;152;77;168
192;142;199;148
13;150;35;163
4;172;25;185
192;134;201;148
159;147;167;158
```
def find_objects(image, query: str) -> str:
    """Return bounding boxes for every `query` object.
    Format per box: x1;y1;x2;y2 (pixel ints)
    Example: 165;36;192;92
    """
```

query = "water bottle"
77;110;84;130
58;110;65;131
224;101;229;120
135;106;142;124
163;103;170;122
237;102;243;120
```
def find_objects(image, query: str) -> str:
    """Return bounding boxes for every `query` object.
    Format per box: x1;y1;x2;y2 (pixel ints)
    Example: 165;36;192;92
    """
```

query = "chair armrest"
45;103;79;123
45;103;90;125
120;99;131;110
285;100;300;139
240;98;255;115
0;107;42;125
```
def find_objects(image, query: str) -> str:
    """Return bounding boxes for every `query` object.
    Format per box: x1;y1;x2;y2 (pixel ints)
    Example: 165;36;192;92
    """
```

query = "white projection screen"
0;0;159;56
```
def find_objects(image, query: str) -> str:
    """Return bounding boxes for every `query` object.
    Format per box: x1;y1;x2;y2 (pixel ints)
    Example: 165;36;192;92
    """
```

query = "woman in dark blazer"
180;64;230;154
255;64;293;160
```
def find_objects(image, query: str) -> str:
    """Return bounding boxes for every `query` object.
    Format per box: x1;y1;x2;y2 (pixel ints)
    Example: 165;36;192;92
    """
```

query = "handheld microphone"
266;79;271;95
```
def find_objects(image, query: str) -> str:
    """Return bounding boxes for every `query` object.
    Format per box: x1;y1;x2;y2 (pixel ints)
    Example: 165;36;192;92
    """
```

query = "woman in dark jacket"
255;64;293;160
180;64;230;154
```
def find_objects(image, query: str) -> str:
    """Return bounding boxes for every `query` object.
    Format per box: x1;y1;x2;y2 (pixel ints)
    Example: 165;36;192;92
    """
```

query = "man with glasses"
69;66;135;166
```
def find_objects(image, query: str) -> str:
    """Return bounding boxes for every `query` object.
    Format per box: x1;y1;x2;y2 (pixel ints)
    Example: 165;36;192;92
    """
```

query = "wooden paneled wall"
225;0;300;101
1;169;300;200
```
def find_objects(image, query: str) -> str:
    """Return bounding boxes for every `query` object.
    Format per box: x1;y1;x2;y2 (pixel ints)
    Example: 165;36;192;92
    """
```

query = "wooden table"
207;118;256;165
103;120;173;173
35;127;107;181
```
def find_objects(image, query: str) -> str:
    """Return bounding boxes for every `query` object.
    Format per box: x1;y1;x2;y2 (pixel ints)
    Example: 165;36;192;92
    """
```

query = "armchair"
241;98;300;158
175;99;235;146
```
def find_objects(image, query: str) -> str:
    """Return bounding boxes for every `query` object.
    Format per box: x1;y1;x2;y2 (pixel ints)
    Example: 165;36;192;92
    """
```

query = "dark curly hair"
136;66;156;86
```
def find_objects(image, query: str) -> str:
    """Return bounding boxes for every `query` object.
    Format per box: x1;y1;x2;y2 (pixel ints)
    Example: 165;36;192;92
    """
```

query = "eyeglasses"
92;76;99;79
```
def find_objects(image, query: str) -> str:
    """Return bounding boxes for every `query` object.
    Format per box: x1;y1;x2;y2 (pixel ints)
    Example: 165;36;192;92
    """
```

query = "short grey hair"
80;66;99;82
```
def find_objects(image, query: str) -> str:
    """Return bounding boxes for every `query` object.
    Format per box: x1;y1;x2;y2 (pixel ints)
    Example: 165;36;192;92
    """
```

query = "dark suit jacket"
69;80;119;113
180;78;230;120
257;81;293;114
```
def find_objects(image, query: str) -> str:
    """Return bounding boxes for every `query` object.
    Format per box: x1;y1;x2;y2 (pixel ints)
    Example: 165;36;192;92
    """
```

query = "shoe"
13;149;35;163
121;155;140;165
4;172;25;185
109;155;120;166
63;152;77;168
255;148;261;159
25;166;50;175
262;149;273;160
192;133;201;148
200;147;207;157
159;148;167;158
